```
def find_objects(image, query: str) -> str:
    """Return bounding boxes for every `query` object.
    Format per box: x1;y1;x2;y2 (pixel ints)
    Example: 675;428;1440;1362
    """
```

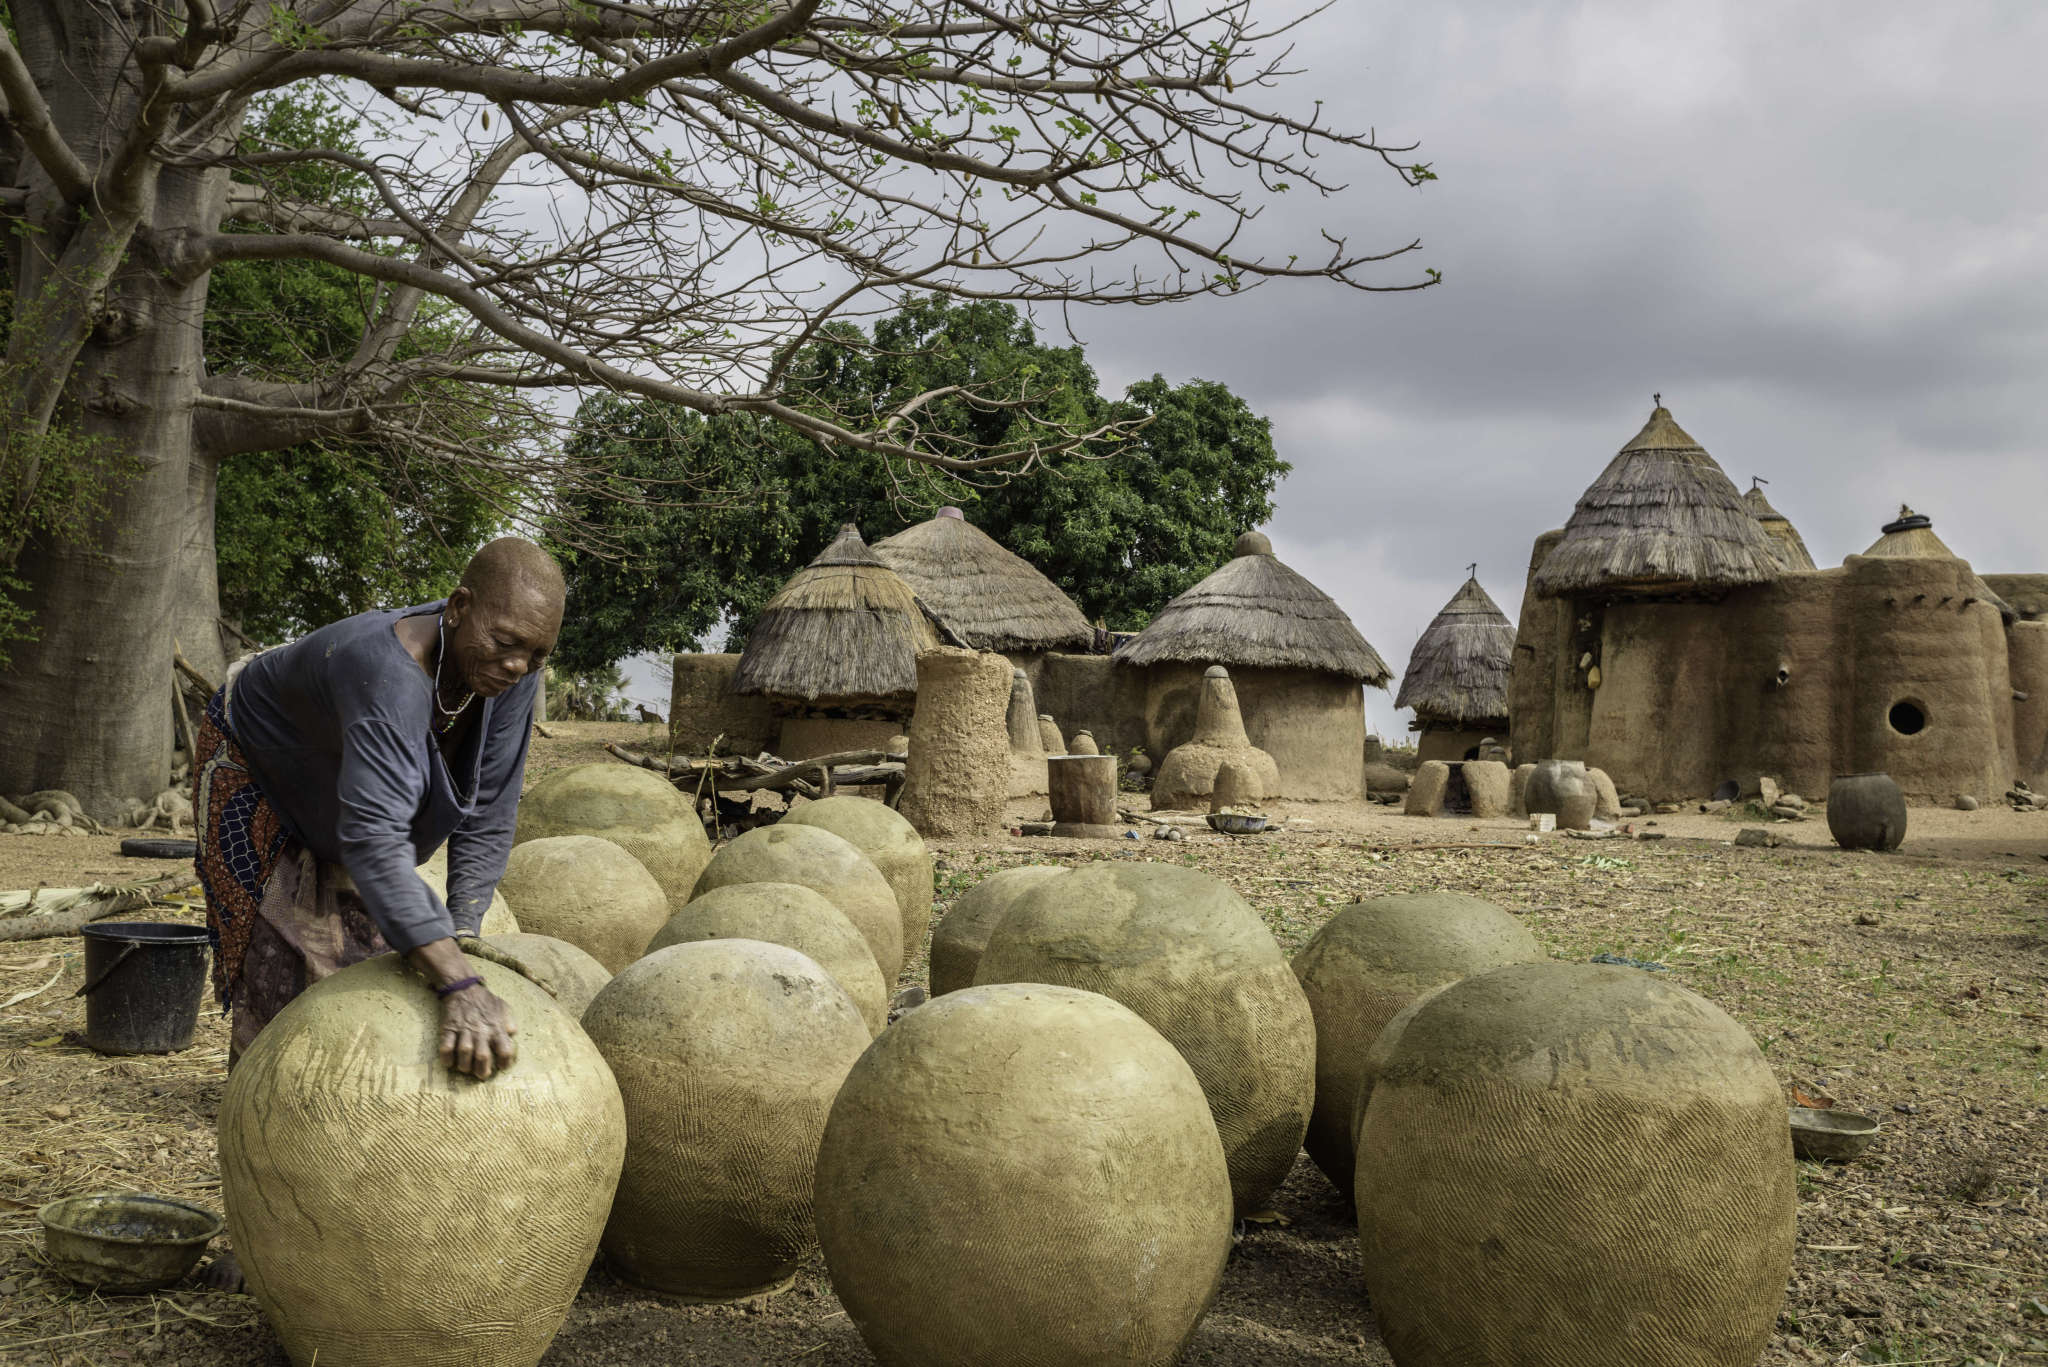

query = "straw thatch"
1743;483;1818;572
1114;532;1392;684
1532;405;1783;599
734;523;940;705
1395;575;1515;726
1862;507;2015;621
872;508;1093;653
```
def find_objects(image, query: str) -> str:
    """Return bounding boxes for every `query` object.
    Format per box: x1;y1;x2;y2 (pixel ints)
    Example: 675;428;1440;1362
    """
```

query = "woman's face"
443;581;561;698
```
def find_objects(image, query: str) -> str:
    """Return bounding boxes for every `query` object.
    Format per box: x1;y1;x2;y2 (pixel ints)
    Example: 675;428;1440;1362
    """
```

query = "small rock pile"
2005;782;2048;811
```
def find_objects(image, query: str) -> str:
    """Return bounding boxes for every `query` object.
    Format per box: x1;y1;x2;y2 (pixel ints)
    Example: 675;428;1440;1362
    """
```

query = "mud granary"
1510;404;2048;802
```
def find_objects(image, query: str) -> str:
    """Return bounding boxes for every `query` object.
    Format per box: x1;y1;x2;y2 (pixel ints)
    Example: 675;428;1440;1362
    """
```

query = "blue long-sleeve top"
227;600;536;952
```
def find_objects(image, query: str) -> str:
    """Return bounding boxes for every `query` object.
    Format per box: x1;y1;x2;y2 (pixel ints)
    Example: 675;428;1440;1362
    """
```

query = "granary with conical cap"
731;522;941;759
1511;401;2048;804
1395;573;1517;762
1115;531;1391;800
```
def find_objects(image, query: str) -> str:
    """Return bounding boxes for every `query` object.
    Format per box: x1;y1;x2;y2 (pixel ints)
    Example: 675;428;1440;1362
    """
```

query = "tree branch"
0;29;90;202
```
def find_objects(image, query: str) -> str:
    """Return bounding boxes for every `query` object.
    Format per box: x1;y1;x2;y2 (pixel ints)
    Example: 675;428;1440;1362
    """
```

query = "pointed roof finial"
1467;561;1478;580
1751;476;1768;491
1653;391;1662;408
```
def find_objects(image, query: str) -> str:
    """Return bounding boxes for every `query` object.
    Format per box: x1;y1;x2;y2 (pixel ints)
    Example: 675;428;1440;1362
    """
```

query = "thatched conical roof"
1532;405;1783;599
1863;506;1955;560
1744;482;1818;572
1395;575;1515;726
1861;507;2015;621
734;523;940;705
1114;531;1392;684
872;507;1092;652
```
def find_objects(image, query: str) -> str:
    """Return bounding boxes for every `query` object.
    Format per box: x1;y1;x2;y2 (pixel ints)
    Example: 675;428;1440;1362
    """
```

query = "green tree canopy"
206;94;517;644
550;297;1289;672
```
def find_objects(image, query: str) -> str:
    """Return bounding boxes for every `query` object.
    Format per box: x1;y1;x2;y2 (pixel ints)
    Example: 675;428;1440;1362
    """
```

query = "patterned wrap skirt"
193;674;388;1057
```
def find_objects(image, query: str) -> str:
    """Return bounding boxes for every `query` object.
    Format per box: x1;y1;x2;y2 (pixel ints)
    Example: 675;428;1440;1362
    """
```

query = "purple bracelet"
434;975;484;998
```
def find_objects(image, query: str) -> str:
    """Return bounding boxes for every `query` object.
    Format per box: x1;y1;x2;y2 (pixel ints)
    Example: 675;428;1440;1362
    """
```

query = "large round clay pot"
646;881;889;1036
815;983;1233;1366
1827;773;1908;851
221;955;625;1367
1289;894;1542;1195
690;823;904;980
515;762;711;914
1522;759;1592;817
779;797;935;971
1556;791;1598;831
1358;961;1796;1367
975;862;1315;1213
479;931;613;1018
927;865;1068;997
584;939;871;1299
497;834;669;973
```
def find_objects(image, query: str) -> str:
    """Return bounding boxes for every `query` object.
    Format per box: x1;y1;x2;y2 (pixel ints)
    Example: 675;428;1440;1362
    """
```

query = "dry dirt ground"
1;722;2043;1365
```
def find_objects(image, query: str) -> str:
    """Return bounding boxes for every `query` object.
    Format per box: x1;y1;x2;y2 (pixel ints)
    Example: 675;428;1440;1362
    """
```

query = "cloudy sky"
624;2;2048;727
1053;0;2048;740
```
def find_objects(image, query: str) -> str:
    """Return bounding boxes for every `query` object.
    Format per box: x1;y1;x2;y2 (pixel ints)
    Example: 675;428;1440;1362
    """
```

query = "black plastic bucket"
76;923;212;1055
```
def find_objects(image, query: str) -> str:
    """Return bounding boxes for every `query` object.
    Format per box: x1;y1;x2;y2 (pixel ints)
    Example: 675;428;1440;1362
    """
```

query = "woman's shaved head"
459;537;565;609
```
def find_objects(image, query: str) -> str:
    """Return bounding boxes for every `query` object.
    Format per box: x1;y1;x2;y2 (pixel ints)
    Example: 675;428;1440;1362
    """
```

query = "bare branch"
0;29;91;201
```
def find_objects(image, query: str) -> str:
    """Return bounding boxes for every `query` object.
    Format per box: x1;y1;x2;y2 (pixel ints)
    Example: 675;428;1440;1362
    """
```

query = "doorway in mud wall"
1444;762;1472;815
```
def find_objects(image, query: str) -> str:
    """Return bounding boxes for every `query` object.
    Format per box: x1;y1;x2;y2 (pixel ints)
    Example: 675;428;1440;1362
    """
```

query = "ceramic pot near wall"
1827;774;1908;852
1524;759;1593;817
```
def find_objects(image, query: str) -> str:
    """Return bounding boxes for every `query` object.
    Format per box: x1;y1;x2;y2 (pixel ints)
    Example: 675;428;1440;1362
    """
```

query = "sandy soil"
1;728;2043;1365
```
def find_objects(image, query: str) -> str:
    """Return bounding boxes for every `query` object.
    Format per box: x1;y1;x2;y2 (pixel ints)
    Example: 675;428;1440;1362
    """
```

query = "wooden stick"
216;617;265;652
171;640;218;697
0;874;186;942
170;673;197;762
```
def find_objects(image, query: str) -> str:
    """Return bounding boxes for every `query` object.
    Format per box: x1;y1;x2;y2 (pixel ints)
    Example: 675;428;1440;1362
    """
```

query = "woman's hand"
438;982;519;1080
409;937;519;1079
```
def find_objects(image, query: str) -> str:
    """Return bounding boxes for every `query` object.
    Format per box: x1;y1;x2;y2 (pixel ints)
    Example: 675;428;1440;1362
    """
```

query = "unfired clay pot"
1523;759;1593;817
1827;773;1907;852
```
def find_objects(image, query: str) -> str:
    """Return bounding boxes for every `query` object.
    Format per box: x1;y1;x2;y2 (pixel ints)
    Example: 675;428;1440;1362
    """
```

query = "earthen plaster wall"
1136;662;1365;800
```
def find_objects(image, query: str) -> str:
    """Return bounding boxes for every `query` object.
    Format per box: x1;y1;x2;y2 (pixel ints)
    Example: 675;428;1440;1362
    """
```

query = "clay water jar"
1826;773;1907;851
1524;759;1592;817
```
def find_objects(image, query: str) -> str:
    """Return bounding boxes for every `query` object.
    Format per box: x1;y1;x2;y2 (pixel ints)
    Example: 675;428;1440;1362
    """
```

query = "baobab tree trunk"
0;0;228;819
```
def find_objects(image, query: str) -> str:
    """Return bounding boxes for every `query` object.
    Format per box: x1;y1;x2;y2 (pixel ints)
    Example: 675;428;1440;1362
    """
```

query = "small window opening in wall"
1889;700;1927;736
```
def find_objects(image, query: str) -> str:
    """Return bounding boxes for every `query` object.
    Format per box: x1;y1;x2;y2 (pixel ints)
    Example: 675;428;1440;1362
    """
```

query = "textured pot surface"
497;834;669;974
1289;894;1541;1193
514;762;711;913
927;865;1069;997
1827;773;1908;852
815;983;1232;1366
647;881;888;1036
584;940;870;1299
478;932;613;1019
780;798;935;973
691;823;904;980
974;862;1314;1213
1358;961;1796;1367
221;955;625;1367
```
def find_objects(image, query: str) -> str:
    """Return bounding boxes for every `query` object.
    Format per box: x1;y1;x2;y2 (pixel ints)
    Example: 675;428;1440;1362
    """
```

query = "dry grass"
1;752;2044;1364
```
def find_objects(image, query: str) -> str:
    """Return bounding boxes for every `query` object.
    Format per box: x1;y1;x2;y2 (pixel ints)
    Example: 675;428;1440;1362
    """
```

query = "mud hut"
1531;404;1784;601
1395;573;1516;762
1744;481;1817;572
1510;415;2048;802
733;523;941;758
872;508;1093;657
1115;532;1390;799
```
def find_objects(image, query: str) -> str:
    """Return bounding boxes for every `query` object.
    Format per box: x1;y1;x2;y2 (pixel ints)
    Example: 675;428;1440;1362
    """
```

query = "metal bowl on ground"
1788;1107;1880;1162
1206;812;1269;836
39;1193;224;1291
